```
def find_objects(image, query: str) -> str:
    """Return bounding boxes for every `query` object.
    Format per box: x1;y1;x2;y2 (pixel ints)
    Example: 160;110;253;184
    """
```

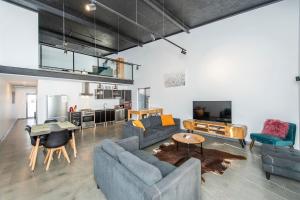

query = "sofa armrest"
123;124;144;148
116;136;139;152
174;118;181;130
148;158;201;200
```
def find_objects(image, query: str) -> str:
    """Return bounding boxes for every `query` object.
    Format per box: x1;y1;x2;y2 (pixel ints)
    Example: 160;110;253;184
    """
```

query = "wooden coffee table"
172;133;205;156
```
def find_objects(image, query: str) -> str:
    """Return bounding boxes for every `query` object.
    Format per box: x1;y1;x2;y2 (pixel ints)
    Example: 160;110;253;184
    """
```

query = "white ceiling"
0;74;38;87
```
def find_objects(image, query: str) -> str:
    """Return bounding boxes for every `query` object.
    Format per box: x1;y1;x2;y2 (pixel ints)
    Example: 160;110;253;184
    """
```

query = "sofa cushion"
132;150;159;164
148;116;162;127
153;126;178;135
161;114;175;126
144;130;160;140
152;160;176;177
118;151;162;185
141;118;151;129
132;120;145;130
102;139;125;160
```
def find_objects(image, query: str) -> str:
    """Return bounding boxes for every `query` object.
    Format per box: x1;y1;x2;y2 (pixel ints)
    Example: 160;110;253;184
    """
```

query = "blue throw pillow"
118;151;162;185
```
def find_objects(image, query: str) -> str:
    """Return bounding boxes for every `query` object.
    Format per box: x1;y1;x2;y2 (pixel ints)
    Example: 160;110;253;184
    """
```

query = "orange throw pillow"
132;120;145;130
161;114;175;126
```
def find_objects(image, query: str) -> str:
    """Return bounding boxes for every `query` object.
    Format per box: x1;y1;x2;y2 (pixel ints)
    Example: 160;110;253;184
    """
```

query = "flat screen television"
193;101;232;123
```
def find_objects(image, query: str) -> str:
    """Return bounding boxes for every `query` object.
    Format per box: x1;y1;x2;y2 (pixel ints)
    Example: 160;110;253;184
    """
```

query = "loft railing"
39;44;140;81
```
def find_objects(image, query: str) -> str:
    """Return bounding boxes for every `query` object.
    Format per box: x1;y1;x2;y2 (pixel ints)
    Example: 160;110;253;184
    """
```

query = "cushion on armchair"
262;119;289;139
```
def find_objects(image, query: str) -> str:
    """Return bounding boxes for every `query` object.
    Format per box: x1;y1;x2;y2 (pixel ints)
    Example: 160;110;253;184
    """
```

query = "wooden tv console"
183;119;247;148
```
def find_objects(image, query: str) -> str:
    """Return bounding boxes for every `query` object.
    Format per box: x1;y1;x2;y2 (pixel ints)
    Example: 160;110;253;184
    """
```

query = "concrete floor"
0;119;300;200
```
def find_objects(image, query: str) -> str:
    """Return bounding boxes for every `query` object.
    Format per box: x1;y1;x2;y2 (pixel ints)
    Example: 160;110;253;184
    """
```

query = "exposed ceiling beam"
93;0;187;53
40;28;117;53
141;0;190;33
6;0;142;46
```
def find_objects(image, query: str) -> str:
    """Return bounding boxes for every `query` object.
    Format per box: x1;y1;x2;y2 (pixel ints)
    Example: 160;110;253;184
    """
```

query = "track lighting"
85;0;96;11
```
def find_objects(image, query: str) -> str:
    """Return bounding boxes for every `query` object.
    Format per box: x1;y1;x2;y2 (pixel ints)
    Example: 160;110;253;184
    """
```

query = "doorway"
26;94;37;119
138;87;150;110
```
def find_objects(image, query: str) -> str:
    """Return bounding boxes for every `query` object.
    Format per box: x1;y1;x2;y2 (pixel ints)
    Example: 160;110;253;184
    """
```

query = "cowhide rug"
153;142;246;180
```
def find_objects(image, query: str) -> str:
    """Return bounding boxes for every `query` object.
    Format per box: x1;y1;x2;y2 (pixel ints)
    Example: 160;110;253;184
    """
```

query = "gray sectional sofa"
261;144;300;181
123;116;181;148
94;136;201;200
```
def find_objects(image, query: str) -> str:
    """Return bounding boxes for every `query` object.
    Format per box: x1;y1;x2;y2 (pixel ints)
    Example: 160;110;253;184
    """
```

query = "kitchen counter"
69;108;127;127
94;108;126;124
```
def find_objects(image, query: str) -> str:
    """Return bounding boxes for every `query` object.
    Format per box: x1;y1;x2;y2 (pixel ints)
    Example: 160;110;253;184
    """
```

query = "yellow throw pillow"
161;114;175;126
132;120;145;130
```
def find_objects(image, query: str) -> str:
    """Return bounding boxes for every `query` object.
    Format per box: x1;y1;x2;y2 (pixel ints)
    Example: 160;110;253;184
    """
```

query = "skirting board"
0;119;17;143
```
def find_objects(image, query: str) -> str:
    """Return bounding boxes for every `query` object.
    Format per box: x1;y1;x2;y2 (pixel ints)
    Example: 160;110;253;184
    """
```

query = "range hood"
80;82;93;96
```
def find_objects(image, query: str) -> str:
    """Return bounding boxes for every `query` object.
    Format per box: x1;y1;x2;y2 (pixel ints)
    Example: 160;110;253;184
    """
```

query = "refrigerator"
47;95;68;121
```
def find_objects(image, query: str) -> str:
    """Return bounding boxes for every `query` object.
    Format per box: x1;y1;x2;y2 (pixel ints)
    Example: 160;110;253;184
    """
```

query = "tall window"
138;87;150;110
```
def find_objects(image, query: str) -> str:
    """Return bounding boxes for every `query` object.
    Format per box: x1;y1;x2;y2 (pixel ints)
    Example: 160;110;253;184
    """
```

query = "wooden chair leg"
250;140;255;151
69;139;74;150
71;132;77;158
44;149;50;164
46;149;54;171
58;149;62;159
29;147;34;160
29;146;37;167
61;146;71;164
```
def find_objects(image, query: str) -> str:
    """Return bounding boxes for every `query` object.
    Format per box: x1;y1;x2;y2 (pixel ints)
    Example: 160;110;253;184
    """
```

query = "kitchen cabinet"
69;112;81;126
103;90;113;99
95;109;116;123
115;109;125;121
95;110;107;123
95;110;101;123
124;90;131;101
112;90;122;98
95;89;131;100
95;89;104;99
125;109;128;121
106;109;115;122
100;110;106;123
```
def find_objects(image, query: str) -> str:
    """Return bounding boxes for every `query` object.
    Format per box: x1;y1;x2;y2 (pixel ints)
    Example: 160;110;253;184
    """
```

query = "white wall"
15;87;37;119
37;79;130;124
115;0;300;148
0;0;39;69
0;79;16;141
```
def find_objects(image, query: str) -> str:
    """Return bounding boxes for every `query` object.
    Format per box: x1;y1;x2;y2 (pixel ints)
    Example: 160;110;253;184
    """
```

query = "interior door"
138;87;150;110
26;94;37;118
